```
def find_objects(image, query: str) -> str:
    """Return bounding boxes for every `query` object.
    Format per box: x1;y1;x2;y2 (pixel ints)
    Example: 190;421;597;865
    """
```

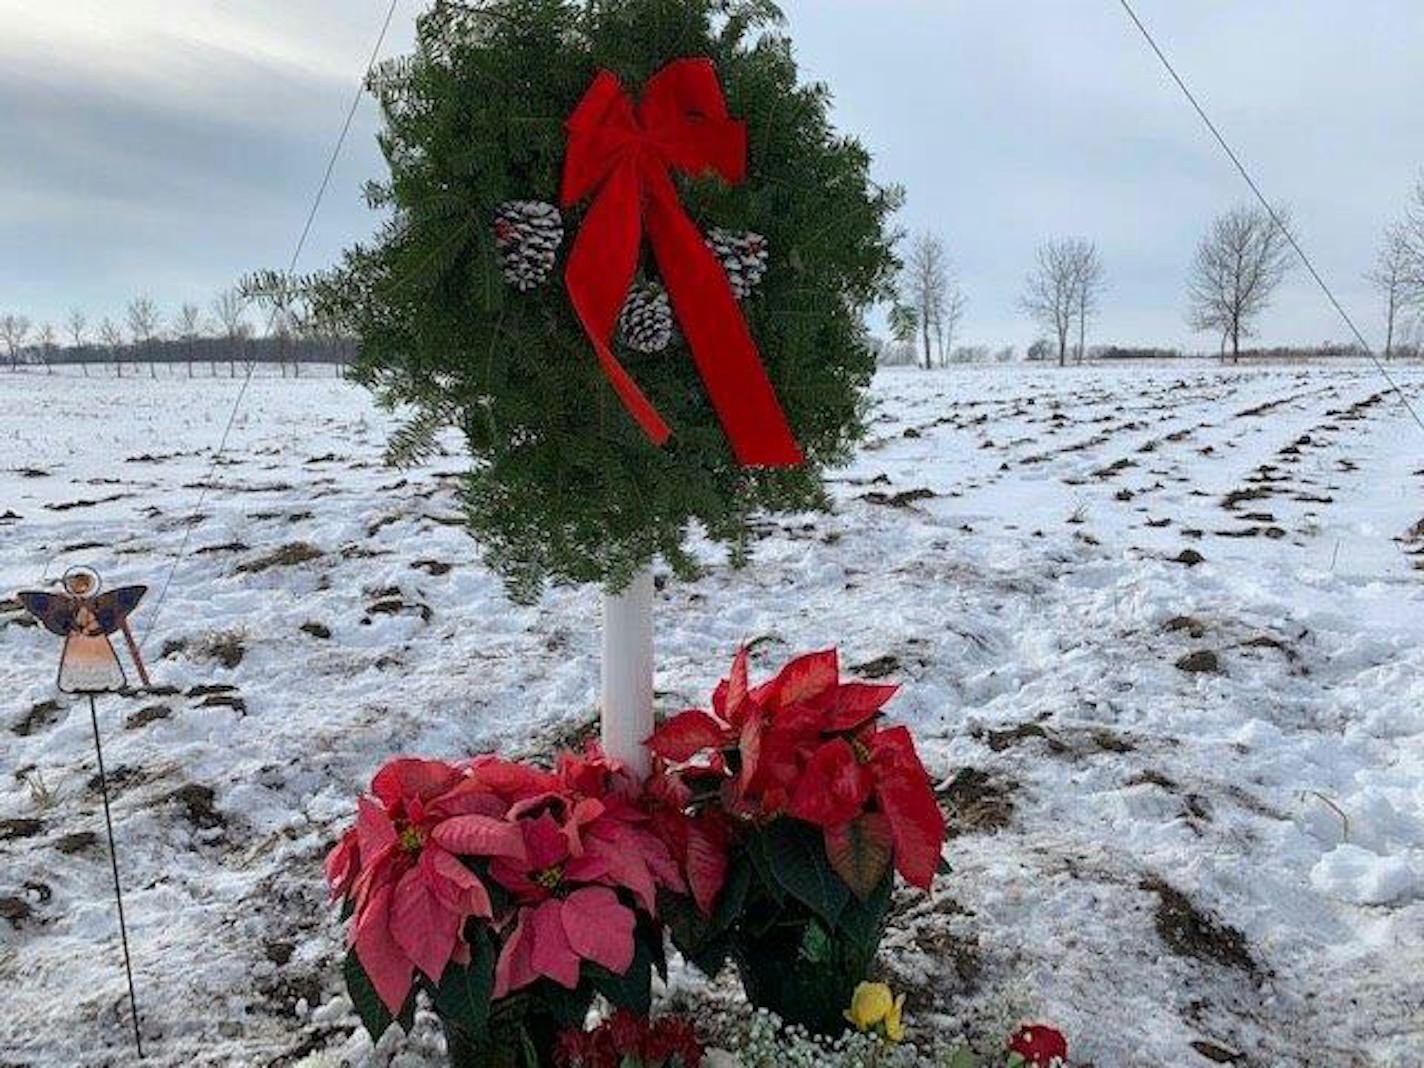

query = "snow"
2;361;1423;1066
1312;845;1420;907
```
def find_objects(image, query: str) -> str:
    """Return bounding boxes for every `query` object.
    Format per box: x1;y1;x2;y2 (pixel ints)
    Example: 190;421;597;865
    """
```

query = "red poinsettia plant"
645;648;947;1034
647;647;945;898
326;747;684;1056
554;1011;703;1068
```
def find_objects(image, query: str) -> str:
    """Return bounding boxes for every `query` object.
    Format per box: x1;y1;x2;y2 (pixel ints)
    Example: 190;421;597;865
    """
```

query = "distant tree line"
0;286;354;377
878;170;1424;367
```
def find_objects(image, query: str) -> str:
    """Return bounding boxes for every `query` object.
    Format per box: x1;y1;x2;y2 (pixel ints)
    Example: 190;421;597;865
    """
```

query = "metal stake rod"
87;694;144;1059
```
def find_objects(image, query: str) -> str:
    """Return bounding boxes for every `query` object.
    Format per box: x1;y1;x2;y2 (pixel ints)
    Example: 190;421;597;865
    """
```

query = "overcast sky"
1;0;1421;352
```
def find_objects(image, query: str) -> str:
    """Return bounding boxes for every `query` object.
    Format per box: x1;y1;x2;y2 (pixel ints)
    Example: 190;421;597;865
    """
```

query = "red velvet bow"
561;58;803;468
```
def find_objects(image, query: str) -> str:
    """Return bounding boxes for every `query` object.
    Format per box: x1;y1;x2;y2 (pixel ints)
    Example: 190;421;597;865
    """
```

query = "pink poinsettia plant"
326;747;686;1055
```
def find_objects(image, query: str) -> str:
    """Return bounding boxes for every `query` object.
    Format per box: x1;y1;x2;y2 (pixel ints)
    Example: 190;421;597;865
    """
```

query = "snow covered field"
2;362;1422;1067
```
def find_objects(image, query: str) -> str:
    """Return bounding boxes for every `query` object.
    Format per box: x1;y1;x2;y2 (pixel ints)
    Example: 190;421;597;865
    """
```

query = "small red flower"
606;1009;648;1056
558;1015;703;1068
648;1016;703;1067
553;1029;590;1068
1007;1023;1069;1067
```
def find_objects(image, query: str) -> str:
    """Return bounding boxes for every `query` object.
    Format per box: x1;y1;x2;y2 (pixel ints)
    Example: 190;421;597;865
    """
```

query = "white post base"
600;567;655;779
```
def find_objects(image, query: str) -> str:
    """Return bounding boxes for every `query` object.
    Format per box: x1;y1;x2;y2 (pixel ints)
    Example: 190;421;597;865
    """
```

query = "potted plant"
647;649;947;1034
326;748;683;1067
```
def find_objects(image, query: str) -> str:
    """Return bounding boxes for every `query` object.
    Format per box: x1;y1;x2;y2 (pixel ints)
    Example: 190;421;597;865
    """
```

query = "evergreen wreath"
319;0;900;600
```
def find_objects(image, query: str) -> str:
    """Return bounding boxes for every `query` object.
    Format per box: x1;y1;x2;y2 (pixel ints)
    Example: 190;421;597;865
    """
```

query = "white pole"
600;567;655;778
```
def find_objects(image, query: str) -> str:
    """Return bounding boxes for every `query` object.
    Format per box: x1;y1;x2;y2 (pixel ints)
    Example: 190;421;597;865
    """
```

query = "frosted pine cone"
706;228;769;300
493;200;563;291
619;282;674;354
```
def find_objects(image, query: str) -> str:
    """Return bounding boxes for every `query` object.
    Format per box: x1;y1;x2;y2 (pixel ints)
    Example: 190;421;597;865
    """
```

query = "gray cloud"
2;0;1421;352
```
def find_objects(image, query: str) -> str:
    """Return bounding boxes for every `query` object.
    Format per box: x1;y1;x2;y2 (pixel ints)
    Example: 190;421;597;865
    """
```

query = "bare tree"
127;295;161;378
1187;205;1295;362
1403;175;1424;324
36;323;57;375
938;279;967;368
1070;241;1107;362
1366;223;1413;359
211;289;249;377
0;313;31;371
904;233;948;370
176;302;205;378
98;317;124;377
65;308;89;377
1020;239;1080;367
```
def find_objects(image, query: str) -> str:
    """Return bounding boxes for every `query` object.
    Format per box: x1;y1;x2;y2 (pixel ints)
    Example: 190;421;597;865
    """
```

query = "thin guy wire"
140;0;402;651
1115;0;1424;436
89;693;144;1059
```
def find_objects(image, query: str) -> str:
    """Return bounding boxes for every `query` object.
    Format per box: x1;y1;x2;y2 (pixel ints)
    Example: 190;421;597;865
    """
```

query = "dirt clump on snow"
939;768;1016;837
126;704;172;730
1165;615;1207;638
851;654;901;679
0;818;43;841
1176;649;1221;674
169;783;225;831
197;630;246;669
1142;877;1256;975
862;487;937;508
0;896;34;928
53;831;98;855
12;699;63;737
979;721;1065;754
235;542;323;574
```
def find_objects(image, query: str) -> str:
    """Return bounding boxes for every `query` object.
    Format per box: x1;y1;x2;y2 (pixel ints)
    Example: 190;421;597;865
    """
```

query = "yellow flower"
845;983;907;1041
845;982;895;1031
883;993;906;1043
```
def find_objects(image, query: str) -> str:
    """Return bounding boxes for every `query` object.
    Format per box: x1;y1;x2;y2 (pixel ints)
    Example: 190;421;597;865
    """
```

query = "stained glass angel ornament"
19;566;151;693
15;564;148;1056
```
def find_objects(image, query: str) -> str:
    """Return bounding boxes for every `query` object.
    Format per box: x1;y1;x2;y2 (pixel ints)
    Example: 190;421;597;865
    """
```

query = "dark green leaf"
433;929;494;1045
587;930;654;1014
343;948;405;1043
534;980;595;1029
835;867;893;964
765;818;849;925
745;827;785;905
713;858;753;930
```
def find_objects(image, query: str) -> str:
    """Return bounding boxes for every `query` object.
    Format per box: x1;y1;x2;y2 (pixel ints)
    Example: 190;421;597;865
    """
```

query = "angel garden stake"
18;565;147;1058
21;566;150;694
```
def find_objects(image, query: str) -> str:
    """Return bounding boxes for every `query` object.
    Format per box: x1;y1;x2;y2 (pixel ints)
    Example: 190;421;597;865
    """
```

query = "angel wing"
89;586;148;636
17;591;80;636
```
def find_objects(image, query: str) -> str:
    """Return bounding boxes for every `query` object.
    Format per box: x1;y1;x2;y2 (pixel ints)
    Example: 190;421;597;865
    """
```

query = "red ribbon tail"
647;188;803;468
563;163;672;446
569;290;673;447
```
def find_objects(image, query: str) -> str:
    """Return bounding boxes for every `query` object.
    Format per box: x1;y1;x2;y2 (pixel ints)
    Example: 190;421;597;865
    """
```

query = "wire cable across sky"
139;0;403;650
1115;0;1424;438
